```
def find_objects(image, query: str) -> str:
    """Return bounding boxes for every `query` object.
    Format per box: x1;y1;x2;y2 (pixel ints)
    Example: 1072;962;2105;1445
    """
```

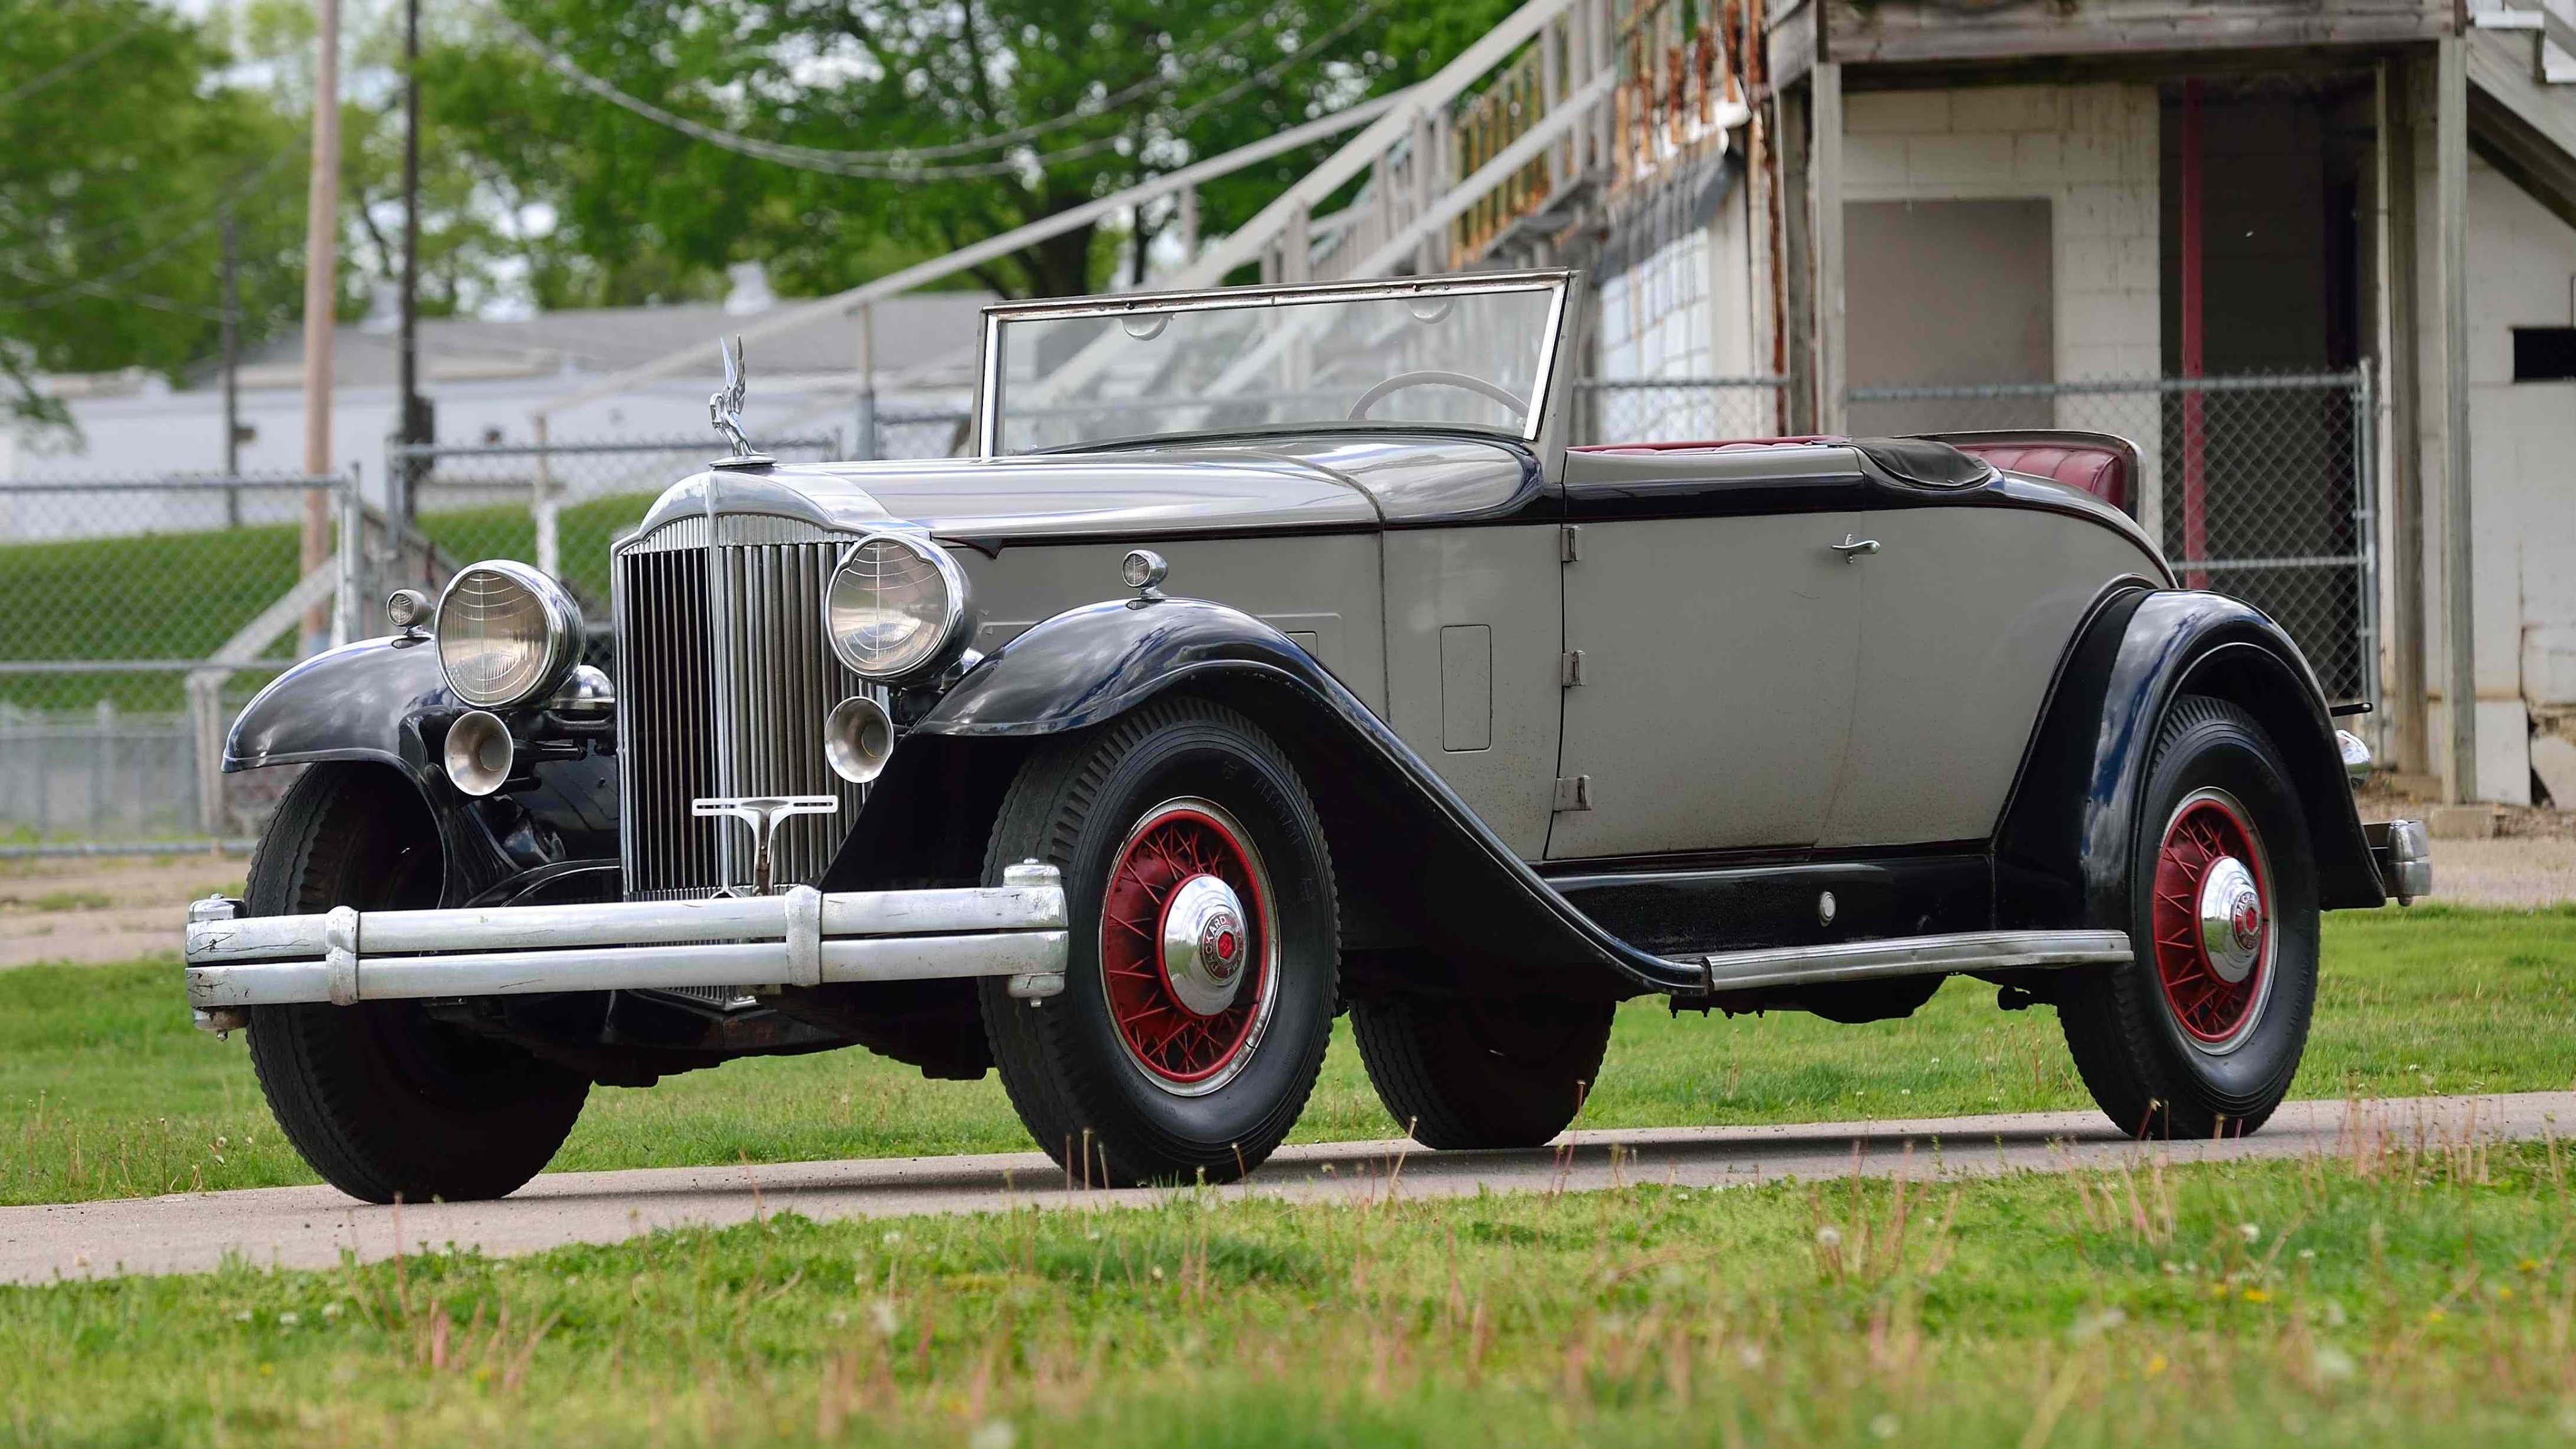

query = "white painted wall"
1596;174;1774;440
2408;144;2576;805
1841;83;2165;530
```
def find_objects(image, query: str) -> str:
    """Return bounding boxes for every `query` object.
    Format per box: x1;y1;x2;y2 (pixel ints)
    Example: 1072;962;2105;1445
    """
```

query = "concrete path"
3;1092;2564;1285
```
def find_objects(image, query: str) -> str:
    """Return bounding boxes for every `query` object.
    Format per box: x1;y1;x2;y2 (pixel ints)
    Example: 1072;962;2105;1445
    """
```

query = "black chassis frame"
225;538;2390;1082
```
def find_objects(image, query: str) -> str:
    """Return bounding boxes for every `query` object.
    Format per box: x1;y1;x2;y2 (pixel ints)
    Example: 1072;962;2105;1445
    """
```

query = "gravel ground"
0;853;240;970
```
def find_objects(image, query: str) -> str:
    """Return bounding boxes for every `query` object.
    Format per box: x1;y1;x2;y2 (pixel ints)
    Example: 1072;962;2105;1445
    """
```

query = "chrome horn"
824;694;896;785
443;710;516;797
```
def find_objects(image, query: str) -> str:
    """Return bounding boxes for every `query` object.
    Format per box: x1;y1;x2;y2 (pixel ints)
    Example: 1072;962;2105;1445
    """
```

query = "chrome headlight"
824;532;972;681
435;560;584;708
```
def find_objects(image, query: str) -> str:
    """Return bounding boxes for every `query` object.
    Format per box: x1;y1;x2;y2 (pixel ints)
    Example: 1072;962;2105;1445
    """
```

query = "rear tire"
243;764;589;1203
2058;696;2319;1140
1353;992;1613;1149
975;697;1338;1186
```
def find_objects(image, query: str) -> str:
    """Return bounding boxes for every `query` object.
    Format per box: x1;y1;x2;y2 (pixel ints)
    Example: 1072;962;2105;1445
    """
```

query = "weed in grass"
4;1145;2575;1443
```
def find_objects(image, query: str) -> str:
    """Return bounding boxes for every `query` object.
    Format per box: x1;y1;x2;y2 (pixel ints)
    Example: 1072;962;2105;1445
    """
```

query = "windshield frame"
974;270;1572;458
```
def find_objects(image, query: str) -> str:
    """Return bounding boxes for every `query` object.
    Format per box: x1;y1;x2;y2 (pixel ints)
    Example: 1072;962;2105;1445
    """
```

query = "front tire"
243;765;589;1203
1353;991;1613;1149
975;697;1338;1186
2059;696;2320;1139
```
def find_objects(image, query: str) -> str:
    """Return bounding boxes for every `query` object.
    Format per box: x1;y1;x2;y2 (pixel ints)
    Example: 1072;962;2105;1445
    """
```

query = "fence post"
2355;363;2385;736
853;303;879;462
335;465;363;647
187;670;226;845
533;416;560;579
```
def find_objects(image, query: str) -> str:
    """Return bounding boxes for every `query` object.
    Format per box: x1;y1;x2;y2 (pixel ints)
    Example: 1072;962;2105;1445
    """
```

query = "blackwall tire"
1352;992;1613;1150
2059;696;2320;1140
243;764;589;1203
975;697;1338;1186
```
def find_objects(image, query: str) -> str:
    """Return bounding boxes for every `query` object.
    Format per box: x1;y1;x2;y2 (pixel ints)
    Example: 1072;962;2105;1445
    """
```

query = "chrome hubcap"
1158;873;1250;1017
2195;855;2265;985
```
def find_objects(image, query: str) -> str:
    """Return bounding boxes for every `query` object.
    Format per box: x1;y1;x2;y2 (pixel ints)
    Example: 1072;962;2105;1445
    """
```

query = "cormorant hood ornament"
709;335;774;468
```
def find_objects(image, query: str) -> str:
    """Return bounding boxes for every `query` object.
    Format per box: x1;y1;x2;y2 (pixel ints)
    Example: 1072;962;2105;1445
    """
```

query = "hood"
625;433;1535;548
631;448;1377;547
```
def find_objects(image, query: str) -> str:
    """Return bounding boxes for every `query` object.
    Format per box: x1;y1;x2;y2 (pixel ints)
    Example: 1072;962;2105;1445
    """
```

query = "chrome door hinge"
1552;775;1594;812
1559;650;1586;687
1559;524;1582;562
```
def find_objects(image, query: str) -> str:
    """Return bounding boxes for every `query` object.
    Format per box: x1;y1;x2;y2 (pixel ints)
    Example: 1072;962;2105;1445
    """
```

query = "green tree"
426;0;1414;304
0;0;309;438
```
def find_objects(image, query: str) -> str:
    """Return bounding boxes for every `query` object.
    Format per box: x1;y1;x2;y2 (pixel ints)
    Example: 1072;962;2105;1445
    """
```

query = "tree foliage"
0;0;308;436
429;0;1430;303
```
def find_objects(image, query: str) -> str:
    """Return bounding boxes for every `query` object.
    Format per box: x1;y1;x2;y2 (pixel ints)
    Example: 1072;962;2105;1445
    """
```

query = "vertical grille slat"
615;521;863;899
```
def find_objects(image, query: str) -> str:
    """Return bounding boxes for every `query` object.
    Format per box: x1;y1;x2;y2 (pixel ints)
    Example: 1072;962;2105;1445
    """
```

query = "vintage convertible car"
184;270;2433;1202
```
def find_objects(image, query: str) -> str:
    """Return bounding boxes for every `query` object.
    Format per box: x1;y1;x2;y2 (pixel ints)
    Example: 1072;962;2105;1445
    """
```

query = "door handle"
1831;533;1882;561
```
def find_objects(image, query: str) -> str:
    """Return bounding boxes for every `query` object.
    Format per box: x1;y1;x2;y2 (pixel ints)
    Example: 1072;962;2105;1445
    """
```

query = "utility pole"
299;0;343;656
395;0;426;528
220;213;242;527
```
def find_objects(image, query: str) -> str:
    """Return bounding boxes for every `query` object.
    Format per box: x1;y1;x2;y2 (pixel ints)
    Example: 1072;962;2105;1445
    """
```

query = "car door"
1548;453;1866;859
1379;527;1565;860
1819;499;2163;847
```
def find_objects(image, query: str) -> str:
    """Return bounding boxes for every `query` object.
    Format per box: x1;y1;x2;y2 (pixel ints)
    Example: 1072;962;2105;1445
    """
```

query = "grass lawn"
4;906;2568;1208
4;1140;2572;1444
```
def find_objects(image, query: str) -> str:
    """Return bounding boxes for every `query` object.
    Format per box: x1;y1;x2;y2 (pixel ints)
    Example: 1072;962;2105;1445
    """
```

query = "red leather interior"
1571;432;2136;515
1946;440;2129;513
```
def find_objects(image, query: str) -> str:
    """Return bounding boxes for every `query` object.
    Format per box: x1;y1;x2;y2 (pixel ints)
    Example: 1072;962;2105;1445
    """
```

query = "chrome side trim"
1675;929;2133;995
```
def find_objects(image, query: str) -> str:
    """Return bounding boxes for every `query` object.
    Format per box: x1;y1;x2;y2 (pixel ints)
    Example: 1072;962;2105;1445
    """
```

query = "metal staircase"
2472;0;2576;85
2468;0;2576;228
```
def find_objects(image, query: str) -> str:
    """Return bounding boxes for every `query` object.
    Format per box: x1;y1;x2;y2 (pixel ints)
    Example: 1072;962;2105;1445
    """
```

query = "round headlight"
435;560;584;708
824;533;972;681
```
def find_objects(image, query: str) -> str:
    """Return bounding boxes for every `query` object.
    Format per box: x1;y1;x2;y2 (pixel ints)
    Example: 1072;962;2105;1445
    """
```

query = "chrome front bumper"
2368;819;2433;905
182;863;1068;1030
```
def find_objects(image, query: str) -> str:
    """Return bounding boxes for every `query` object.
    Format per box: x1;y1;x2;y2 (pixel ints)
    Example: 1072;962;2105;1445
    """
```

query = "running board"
1667;930;2132;995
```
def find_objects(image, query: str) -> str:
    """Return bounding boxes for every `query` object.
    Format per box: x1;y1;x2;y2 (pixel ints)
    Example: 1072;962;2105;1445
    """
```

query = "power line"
491;0;1388;182
0;148;303;315
1;11;157;109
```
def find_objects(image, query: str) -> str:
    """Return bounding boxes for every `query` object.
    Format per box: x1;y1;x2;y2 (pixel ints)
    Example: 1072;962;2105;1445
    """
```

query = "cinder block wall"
1841;83;2165;533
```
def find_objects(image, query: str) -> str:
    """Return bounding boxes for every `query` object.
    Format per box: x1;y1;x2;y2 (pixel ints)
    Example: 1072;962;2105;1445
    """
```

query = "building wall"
1841;83;2165;528
2412;153;2576;806
1596;166;1775;440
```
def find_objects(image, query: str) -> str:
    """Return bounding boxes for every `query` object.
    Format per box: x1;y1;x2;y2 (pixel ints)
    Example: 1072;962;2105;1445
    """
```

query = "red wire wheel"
2150;788;2275;1049
1098;798;1278;1094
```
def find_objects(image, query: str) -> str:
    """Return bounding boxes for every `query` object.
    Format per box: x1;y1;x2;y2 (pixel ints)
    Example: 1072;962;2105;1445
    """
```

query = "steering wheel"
1347;370;1531;421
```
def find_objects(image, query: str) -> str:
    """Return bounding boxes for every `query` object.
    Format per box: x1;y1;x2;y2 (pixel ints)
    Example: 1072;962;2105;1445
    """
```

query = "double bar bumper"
182;862;1068;1026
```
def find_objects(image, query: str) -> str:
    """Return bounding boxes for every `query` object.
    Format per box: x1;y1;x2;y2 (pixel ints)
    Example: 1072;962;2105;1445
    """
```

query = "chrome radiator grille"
613;516;868;899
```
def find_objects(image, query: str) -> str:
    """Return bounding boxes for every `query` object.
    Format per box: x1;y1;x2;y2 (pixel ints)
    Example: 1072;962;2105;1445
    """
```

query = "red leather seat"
1947;439;2129;514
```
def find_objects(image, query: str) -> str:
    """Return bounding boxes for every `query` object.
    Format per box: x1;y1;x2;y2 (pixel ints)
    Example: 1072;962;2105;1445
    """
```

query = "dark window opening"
2514;328;2576;382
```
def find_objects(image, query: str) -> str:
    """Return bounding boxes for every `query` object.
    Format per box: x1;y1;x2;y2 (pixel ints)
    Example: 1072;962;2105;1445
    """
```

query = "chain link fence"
1846;372;2379;714
0;473;389;849
1572;378;1790;445
391;435;841;614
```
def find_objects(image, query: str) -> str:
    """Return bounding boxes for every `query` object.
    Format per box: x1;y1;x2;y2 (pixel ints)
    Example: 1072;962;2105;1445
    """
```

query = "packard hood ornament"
708;335;774;468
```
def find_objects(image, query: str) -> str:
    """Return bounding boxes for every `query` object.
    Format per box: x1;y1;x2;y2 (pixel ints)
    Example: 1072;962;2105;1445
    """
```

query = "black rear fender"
860;597;1676;1001
1997;588;2383;930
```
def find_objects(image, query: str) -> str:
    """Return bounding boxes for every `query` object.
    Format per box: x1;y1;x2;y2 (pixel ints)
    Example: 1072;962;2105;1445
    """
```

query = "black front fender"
225;635;618;903
912;597;1324;738
899;597;1697;997
226;635;452;775
1999;589;2383;929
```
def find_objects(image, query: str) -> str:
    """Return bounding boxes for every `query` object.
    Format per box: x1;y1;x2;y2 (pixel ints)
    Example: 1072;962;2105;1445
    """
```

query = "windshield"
977;274;1567;455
